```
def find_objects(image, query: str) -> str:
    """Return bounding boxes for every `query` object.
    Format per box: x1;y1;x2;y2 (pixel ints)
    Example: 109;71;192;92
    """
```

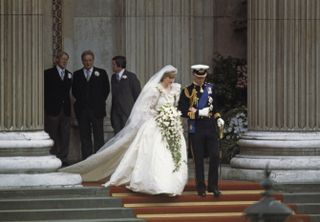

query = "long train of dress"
60;67;188;195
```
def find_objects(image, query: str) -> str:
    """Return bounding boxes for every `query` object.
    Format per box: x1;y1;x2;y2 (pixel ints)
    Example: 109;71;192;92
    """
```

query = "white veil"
60;65;178;181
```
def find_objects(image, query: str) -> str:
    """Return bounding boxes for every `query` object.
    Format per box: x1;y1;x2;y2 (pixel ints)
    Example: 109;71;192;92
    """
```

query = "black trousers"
111;111;128;135
189;120;219;193
78;109;104;160
44;110;70;163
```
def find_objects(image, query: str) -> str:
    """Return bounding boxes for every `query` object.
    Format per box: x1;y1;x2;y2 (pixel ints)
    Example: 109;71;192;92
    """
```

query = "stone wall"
43;0;247;84
42;0;247;163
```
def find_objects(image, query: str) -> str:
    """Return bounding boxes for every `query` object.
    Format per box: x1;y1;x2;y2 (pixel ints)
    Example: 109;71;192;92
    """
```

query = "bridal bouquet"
155;103;183;172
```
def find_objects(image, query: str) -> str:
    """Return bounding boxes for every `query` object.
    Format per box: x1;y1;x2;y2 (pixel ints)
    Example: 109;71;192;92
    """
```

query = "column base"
237;131;320;156
0;156;62;173
0;131;82;187
227;156;320;184
226;131;320;185
222;166;320;191
0;173;82;188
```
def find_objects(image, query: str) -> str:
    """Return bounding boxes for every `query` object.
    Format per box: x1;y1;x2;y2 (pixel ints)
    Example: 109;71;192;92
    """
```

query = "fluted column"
0;0;43;130
124;0;216;86
226;0;320;185
0;0;81;187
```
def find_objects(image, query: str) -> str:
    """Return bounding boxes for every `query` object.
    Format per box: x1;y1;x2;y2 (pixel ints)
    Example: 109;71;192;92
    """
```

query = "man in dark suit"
178;64;225;198
72;50;110;160
44;51;72;166
110;56;141;134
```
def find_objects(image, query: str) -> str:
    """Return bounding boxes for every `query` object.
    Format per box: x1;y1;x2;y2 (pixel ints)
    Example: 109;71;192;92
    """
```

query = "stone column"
226;0;320;185
123;0;217;86
0;0;81;187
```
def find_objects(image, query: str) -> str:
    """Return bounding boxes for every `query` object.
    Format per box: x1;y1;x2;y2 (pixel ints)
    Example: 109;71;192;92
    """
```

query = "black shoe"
197;190;206;197
211;188;221;197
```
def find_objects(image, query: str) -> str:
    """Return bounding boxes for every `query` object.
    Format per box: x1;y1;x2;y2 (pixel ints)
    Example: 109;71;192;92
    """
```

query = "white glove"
217;118;225;128
198;107;210;117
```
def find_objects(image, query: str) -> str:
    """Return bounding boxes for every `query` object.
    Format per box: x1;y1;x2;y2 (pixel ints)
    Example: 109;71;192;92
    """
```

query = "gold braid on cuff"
214;113;221;119
187;111;195;119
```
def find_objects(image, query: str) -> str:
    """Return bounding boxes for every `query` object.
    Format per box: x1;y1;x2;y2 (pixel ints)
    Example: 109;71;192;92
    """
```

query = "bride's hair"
160;70;176;82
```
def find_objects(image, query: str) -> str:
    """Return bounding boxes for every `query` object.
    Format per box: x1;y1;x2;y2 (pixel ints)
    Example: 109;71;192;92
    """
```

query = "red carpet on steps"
83;180;310;222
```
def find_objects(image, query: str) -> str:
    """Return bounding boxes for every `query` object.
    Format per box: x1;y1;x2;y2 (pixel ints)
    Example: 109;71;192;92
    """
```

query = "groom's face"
193;75;206;86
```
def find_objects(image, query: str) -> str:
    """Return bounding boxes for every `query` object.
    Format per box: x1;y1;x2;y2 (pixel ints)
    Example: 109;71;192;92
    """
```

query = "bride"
61;65;188;196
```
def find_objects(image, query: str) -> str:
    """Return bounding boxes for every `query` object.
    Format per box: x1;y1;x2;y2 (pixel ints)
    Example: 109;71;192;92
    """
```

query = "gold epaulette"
183;87;192;98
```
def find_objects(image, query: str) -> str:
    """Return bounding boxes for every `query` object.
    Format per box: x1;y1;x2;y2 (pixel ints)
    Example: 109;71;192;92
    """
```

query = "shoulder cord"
184;87;198;108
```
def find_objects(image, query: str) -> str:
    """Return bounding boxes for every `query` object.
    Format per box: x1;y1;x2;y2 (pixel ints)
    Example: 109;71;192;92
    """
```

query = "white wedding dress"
104;83;188;195
60;65;187;195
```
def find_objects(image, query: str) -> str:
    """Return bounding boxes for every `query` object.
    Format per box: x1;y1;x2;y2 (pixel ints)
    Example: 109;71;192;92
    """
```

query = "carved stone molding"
52;0;62;60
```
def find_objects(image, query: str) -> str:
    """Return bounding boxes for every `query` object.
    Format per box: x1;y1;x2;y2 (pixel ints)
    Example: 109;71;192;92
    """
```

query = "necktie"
85;70;90;81
117;73;121;81
60;70;65;80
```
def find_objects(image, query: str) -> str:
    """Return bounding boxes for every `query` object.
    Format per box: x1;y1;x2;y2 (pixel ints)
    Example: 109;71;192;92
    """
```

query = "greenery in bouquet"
207;53;248;163
155;103;184;172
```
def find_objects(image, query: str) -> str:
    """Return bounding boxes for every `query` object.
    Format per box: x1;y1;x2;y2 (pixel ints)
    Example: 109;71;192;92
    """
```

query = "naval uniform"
178;82;221;195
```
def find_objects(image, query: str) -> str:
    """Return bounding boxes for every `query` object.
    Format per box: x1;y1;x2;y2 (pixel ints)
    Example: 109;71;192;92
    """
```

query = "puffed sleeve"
172;83;181;107
140;86;160;118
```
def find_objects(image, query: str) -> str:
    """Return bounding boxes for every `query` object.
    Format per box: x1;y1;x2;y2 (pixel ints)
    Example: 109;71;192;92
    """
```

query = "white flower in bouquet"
155;103;183;172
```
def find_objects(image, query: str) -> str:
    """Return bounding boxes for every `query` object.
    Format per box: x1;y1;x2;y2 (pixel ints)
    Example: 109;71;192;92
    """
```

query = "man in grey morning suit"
111;56;141;134
44;51;72;166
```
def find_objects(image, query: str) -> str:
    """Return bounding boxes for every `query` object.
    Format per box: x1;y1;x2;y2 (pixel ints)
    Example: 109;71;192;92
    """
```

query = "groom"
110;56;141;134
178;64;225;198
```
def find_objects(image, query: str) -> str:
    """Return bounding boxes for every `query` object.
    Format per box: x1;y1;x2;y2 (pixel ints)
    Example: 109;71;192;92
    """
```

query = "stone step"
0;197;122;210
0;208;136;221
275;184;320;192
295;203;320;214
0;186;109;199
283;193;320;203
310;214;320;222
282;193;320;222
12;219;145;222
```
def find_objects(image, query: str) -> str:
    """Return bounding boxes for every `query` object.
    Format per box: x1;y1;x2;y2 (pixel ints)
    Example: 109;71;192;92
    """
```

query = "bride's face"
162;76;175;88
